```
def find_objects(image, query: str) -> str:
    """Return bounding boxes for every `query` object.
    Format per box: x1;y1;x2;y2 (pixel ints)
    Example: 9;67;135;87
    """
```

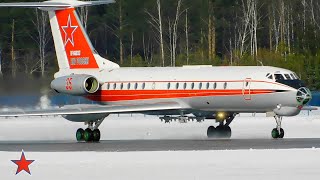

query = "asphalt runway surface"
0;138;320;152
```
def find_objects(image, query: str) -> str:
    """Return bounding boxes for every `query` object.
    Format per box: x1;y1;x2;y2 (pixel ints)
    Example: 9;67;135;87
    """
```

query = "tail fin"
0;0;119;70
50;7;120;69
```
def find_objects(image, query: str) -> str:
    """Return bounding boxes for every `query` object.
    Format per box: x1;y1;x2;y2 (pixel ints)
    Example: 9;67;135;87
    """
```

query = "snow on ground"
0;110;320;141
1;110;320;180
1;149;320;180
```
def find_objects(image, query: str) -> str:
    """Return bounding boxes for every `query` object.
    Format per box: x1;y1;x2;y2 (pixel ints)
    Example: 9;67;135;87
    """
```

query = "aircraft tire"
271;128;279;139
76;128;85;142
215;125;232;139
279;128;285;138
207;126;216;138
84;128;93;142
93;129;101;142
223;126;232;139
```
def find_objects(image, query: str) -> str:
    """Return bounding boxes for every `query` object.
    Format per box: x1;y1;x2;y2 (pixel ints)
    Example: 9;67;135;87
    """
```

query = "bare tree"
30;9;50;77
0;47;3;78
119;0;124;64
185;9;189;65
143;32;154;65
130;32;134;66
208;0;216;61
172;0;183;67
166;0;183;67
238;0;252;57
78;6;89;30
146;0;165;66
11;19;16;78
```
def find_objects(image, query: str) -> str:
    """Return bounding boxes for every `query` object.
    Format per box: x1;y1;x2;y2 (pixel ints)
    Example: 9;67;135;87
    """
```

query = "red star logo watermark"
62;14;78;47
11;150;35;175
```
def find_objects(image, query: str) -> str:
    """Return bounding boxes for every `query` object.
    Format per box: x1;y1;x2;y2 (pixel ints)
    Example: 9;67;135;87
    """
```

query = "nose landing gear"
272;115;284;139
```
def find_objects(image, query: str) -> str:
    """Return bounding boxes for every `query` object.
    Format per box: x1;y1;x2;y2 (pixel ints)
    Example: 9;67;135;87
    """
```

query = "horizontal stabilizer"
0;0;114;9
301;106;318;111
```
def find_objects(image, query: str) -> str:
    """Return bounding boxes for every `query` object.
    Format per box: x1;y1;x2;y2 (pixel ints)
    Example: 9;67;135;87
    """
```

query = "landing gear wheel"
272;115;285;139
215;125;224;138
76;128;85;142
215;125;232;139
207;126;216;138
84;128;93;142
271;128;284;139
223;126;232;139
279;128;285;138
93;129;101;142
271;128;279;139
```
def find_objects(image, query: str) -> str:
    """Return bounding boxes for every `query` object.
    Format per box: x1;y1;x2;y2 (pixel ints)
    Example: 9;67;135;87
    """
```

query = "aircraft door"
242;78;252;100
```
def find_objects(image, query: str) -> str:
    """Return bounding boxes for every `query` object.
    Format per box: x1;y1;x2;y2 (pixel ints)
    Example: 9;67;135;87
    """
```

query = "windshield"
274;73;304;89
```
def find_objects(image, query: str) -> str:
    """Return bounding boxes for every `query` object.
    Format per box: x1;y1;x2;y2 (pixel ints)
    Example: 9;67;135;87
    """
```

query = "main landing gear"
271;115;285;139
76;119;104;142
207;115;234;139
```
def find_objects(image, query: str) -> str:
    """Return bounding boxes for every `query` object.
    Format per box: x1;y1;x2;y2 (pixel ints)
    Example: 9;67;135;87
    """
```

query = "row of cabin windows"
106;82;228;90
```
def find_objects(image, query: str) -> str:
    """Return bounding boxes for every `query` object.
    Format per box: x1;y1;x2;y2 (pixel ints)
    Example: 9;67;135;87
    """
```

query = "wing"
0;102;184;117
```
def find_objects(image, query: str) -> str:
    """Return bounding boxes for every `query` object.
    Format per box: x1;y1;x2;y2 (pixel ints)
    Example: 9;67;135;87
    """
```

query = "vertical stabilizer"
49;7;119;70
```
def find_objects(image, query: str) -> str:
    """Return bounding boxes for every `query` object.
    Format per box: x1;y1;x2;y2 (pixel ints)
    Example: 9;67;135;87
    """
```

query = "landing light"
216;112;226;121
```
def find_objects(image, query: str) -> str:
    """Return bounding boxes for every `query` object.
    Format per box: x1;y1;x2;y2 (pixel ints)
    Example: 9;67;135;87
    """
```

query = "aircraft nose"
296;87;312;105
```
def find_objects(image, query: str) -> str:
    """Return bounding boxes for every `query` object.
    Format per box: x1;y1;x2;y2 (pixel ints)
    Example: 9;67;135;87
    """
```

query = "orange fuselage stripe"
86;89;275;102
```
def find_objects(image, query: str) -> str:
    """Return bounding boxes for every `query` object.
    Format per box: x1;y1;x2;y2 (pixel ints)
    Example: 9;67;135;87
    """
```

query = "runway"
0;138;320;152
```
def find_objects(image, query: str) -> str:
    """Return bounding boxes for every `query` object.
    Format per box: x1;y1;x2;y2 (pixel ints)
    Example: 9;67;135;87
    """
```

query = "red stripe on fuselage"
86;89;275;102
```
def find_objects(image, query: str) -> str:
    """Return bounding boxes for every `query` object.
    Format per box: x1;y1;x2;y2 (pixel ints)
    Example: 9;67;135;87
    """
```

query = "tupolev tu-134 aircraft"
0;0;314;142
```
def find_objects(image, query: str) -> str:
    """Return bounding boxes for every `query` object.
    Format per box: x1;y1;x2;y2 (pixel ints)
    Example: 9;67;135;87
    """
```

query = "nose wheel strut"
272;115;284;139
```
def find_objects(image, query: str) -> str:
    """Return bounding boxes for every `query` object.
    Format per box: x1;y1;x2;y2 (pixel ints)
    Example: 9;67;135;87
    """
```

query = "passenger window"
142;83;146;89
120;83;124;90
127;83;131;90
113;83;117;90
199;82;202;89
176;83;179;89
183;83;187;89
213;82;217;89
107;83;110;90
191;82;195;89
152;82;155;90
167;82;171;89
224;82;227;89
206;82;210;89
135;83;138;90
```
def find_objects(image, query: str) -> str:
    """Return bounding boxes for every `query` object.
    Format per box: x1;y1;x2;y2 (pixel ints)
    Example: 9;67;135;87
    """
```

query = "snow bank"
0;149;319;180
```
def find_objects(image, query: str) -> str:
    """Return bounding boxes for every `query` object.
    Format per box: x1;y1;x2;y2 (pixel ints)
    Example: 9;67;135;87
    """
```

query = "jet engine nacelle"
51;74;100;95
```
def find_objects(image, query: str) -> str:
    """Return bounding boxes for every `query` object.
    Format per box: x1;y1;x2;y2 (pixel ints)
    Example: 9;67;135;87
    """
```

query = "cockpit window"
293;73;300;79
269;75;273;80
290;74;296;80
284;74;291;80
266;73;273;80
275;74;285;81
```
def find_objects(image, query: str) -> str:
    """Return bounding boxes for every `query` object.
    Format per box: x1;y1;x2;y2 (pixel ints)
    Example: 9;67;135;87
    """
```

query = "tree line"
0;0;320;90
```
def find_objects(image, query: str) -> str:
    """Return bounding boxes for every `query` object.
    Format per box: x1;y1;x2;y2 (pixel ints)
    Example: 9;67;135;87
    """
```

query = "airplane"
0;0;313;142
